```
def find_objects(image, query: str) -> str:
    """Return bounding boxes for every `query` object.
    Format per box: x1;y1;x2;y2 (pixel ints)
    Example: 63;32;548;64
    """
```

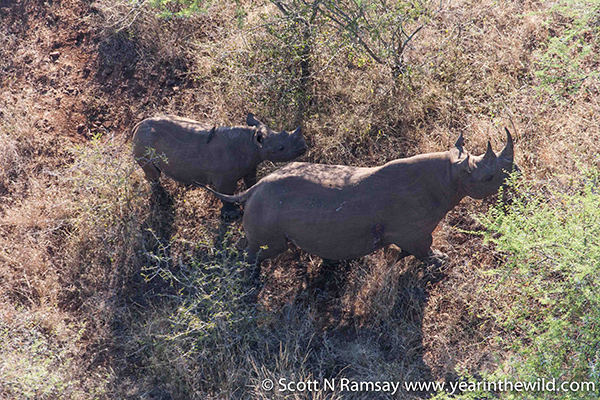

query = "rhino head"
247;113;307;162
453;129;517;199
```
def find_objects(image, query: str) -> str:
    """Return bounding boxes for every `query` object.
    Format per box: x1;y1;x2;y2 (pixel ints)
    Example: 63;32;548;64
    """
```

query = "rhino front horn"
483;141;497;161
500;128;514;161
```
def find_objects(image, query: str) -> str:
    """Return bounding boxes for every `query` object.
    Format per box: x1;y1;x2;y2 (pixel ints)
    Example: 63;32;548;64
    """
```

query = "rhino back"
133;117;260;185
243;155;459;260
134;116;213;145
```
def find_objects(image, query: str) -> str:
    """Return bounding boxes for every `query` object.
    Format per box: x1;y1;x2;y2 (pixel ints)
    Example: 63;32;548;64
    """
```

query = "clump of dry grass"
0;97;151;396
0;95;37;198
0;133;21;194
0;307;110;399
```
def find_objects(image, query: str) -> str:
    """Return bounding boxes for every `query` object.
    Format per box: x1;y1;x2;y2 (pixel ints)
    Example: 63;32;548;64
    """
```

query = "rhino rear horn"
247;113;262;127
459;153;473;174
455;133;465;149
500;128;514;161
483;141;497;161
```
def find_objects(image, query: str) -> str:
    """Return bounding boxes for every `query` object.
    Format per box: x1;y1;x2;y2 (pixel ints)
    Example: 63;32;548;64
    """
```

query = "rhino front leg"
243;168;257;188
424;249;448;267
398;235;448;266
391;234;433;260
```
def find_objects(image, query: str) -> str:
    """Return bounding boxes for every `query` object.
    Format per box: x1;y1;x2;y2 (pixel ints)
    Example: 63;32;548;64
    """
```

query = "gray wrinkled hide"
217;131;515;265
132;114;307;214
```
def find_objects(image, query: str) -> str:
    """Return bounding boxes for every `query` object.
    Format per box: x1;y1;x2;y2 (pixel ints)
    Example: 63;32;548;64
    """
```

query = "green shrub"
533;0;600;97
134;232;262;396
472;172;600;399
433;172;600;398
65;136;147;283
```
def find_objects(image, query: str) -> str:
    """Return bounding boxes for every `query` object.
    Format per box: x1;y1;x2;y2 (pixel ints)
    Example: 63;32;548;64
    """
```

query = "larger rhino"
132;113;307;216
203;130;516;273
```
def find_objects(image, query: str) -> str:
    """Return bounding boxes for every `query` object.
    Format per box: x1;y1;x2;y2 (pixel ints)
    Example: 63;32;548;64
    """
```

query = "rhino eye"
279;146;285;151
484;174;494;182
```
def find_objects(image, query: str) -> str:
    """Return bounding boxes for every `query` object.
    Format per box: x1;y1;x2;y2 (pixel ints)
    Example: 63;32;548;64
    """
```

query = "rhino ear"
291;126;302;137
455;133;465;149
253;129;264;148
499;128;514;161
247;113;262;127
483;141;497;162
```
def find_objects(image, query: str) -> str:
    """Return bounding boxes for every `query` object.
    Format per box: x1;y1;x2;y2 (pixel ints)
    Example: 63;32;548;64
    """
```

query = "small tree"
272;0;442;76
270;0;321;126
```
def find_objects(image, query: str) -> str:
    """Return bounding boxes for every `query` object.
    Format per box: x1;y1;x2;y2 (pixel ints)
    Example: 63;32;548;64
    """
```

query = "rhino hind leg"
245;237;288;283
214;180;241;219
243;168;257;188
138;159;162;183
220;203;241;220
247;239;288;265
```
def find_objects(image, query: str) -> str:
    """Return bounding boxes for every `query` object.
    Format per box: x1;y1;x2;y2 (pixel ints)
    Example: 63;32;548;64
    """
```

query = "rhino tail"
194;181;252;204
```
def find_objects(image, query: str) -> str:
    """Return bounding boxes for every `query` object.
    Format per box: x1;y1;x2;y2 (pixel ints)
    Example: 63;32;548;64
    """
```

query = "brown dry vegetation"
1;0;599;398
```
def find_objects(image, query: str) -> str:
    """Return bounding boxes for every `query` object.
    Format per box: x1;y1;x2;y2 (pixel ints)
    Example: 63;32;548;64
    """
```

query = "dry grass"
1;0;599;398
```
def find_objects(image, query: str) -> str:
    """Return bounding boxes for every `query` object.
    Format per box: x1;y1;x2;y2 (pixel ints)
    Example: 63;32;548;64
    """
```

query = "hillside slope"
1;0;599;398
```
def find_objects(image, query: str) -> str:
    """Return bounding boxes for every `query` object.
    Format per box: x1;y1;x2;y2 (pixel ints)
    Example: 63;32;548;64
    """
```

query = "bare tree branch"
273;0;290;16
317;1;385;65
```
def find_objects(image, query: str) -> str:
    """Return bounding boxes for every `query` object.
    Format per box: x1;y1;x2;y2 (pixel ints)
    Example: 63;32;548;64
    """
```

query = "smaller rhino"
132;113;307;216
201;130;516;279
